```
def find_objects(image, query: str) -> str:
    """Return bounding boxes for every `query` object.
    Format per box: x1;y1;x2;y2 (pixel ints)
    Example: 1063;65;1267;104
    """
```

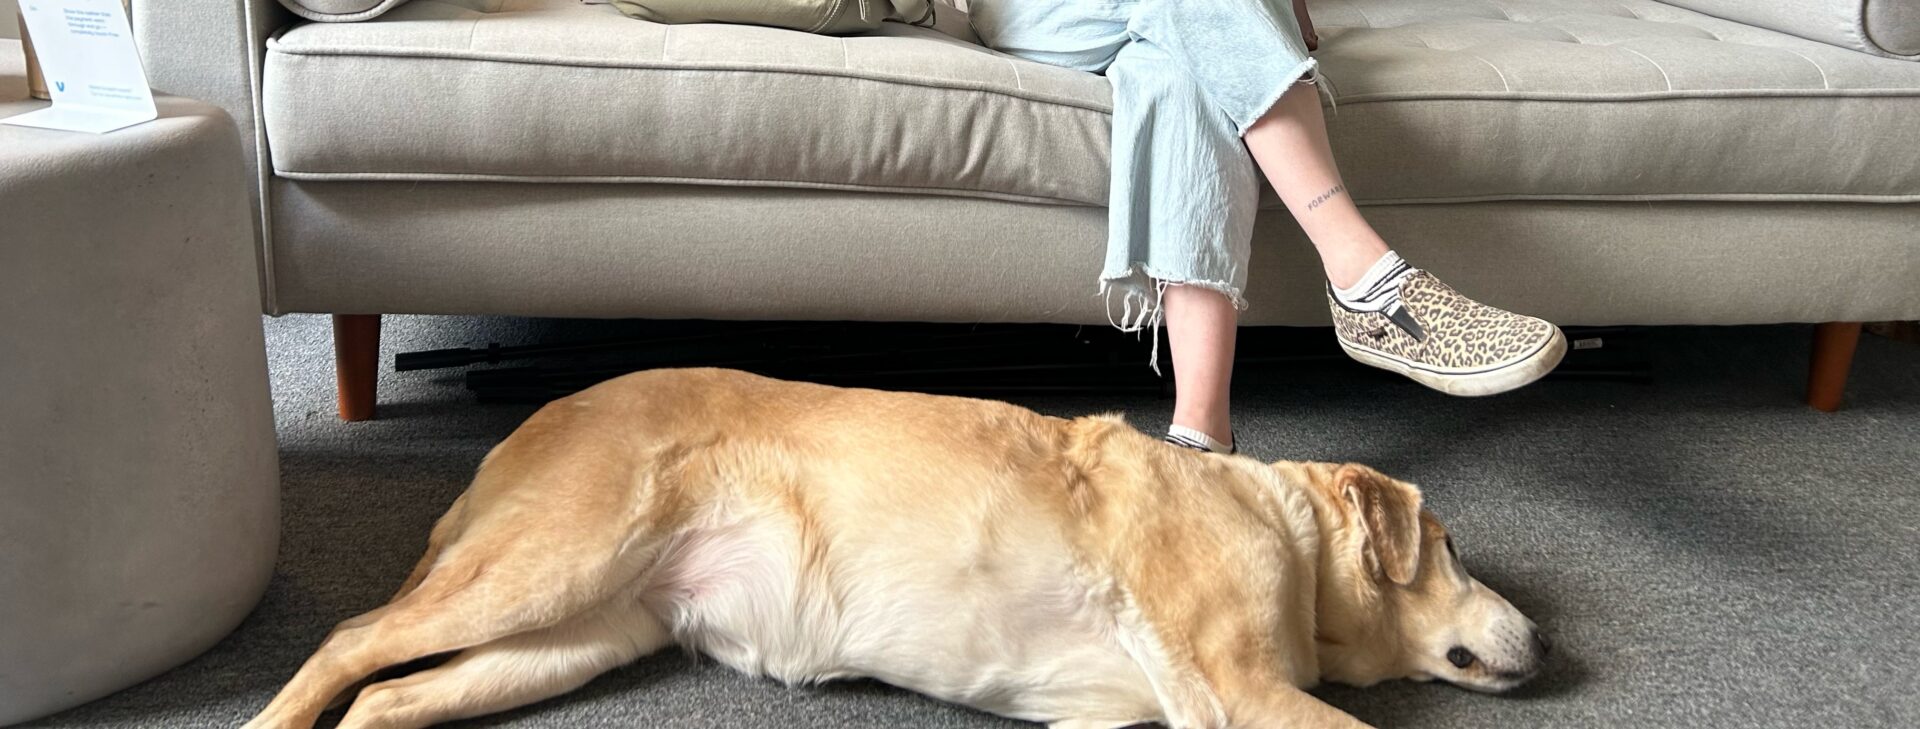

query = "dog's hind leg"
247;432;701;729
243;528;660;729
316;493;479;715
388;492;470;603
334;600;673;729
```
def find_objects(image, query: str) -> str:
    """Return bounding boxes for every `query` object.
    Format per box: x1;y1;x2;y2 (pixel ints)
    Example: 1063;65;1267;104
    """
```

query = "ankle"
1318;238;1393;289
1169;414;1233;449
1166;423;1235;454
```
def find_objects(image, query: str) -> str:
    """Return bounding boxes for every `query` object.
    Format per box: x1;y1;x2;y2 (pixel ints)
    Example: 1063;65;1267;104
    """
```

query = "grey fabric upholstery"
264;0;1920;207
1877;1;1920;55
264;1;1108;205
269;179;1920;326
127;0;1920;329
1660;0;1920;58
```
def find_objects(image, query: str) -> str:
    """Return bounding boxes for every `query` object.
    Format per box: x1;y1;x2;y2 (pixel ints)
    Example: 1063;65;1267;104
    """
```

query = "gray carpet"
24;316;1920;728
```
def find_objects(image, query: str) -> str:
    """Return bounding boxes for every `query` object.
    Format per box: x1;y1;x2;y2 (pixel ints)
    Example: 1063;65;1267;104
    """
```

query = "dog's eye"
1447;647;1476;669
1444;535;1457;558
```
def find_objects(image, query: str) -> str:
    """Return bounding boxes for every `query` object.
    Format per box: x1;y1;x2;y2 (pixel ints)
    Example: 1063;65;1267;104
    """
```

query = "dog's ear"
1338;464;1424;586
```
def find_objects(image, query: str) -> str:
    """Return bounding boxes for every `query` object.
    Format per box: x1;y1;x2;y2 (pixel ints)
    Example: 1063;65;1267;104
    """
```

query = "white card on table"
3;0;157;134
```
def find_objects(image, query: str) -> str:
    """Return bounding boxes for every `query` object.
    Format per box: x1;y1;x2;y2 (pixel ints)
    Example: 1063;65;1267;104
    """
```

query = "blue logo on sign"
55;81;65;92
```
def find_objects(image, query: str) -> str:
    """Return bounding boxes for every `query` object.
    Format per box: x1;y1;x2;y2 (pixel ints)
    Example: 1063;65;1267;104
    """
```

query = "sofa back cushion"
1659;0;1919;58
276;0;411;23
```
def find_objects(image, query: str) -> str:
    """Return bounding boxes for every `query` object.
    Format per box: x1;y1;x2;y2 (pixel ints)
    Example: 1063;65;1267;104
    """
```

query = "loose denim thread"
1306;70;1338;116
1101;269;1247;375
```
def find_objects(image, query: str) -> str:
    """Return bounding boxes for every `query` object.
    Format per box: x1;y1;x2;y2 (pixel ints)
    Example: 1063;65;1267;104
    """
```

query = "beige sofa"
133;0;1920;419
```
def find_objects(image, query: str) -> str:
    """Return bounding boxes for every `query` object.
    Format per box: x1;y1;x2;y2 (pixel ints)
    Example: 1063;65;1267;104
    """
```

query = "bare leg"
1243;83;1389;289
1164;285;1237;445
1163;83;1370;447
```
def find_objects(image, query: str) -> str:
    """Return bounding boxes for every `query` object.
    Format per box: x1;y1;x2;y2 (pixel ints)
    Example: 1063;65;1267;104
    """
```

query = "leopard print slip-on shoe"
1328;271;1566;397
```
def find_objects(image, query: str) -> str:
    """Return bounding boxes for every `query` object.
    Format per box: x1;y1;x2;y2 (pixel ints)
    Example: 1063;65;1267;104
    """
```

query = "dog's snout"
1533;631;1552;657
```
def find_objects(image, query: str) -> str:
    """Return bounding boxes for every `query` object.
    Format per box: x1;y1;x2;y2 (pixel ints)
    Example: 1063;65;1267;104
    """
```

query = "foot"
1165;424;1235;455
1328;269;1565;396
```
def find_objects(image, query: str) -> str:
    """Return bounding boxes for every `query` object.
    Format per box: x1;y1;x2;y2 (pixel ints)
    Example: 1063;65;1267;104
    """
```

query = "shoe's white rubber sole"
1338;328;1568;397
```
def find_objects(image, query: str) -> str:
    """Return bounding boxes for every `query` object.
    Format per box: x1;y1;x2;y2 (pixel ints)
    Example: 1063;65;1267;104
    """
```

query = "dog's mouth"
1410;662;1542;693
1451;665;1541;694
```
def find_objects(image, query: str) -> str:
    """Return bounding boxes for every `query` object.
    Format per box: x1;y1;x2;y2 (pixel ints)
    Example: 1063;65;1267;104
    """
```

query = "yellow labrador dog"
247;368;1547;729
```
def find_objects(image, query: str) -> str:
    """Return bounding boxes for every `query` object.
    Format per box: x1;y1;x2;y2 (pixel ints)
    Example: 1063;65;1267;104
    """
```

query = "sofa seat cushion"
1306;0;1920;204
264;0;1112;206
264;0;1920;206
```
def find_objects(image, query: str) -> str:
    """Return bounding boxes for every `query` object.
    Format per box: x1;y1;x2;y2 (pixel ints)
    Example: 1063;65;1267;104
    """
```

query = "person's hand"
1293;0;1320;51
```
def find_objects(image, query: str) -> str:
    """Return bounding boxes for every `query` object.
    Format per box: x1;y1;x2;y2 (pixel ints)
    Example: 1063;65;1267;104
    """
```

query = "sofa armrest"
132;0;292;312
1659;0;1920;60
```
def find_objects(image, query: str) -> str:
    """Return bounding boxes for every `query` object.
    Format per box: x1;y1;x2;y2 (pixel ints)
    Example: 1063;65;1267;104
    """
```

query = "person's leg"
1163;285;1237;450
1103;39;1261;453
1243;84;1389;290
973;1;1247;451
1137;0;1565;397
1125;2;1379;286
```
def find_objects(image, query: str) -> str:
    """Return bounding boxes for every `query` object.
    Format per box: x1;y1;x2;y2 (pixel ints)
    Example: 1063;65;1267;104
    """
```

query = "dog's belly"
636;517;1161;723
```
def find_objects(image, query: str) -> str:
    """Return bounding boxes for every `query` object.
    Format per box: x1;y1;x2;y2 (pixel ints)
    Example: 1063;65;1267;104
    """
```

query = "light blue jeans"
969;0;1317;333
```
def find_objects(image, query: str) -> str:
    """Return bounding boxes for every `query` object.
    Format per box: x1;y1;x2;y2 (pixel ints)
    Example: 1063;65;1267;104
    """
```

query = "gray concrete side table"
0;41;279;725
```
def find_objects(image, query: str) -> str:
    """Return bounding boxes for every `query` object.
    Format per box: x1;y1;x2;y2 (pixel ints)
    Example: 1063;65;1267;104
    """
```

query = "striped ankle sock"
1331;250;1416;314
1165;424;1235;455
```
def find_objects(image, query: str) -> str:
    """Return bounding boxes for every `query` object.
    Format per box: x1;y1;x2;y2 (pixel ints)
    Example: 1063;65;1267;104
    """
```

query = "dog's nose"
1533;631;1552;657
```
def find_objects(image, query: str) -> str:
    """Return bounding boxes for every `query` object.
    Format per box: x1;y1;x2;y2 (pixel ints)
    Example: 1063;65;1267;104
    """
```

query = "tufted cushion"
1305;0;1920;204
266;0;1111;205
1659;0;1920;59
264;0;1920;206
275;0;412;23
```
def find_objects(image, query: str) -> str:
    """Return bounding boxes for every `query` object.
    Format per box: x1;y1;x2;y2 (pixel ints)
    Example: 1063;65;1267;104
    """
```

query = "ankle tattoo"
1307;184;1346;211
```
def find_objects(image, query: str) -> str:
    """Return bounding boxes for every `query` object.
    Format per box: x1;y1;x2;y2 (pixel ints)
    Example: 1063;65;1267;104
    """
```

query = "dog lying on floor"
246;368;1548;729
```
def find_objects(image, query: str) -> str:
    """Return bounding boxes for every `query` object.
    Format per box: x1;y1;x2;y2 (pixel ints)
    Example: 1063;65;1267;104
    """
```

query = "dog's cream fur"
246;368;1545;729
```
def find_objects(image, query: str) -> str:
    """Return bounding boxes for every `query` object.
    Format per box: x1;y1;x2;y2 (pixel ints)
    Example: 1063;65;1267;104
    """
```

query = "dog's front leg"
1188;642;1370;729
1122;634;1370;729
1217;685;1372;729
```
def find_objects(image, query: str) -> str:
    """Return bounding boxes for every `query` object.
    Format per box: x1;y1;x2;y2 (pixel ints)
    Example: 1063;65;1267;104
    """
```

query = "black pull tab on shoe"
1386;303;1426;342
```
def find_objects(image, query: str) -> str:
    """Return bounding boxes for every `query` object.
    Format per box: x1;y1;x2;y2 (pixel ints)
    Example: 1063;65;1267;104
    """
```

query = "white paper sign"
3;0;157;133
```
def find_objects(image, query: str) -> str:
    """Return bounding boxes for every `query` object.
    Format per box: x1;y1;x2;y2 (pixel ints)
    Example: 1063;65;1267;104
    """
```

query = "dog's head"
1290;462;1549;693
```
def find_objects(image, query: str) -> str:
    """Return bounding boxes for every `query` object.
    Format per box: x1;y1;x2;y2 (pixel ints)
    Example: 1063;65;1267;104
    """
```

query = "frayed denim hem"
1099;265;1248;374
1234;57;1329;137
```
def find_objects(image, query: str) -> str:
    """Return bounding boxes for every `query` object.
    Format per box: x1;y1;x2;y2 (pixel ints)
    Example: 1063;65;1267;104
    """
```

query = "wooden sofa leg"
1806;322;1862;413
333;314;380;421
